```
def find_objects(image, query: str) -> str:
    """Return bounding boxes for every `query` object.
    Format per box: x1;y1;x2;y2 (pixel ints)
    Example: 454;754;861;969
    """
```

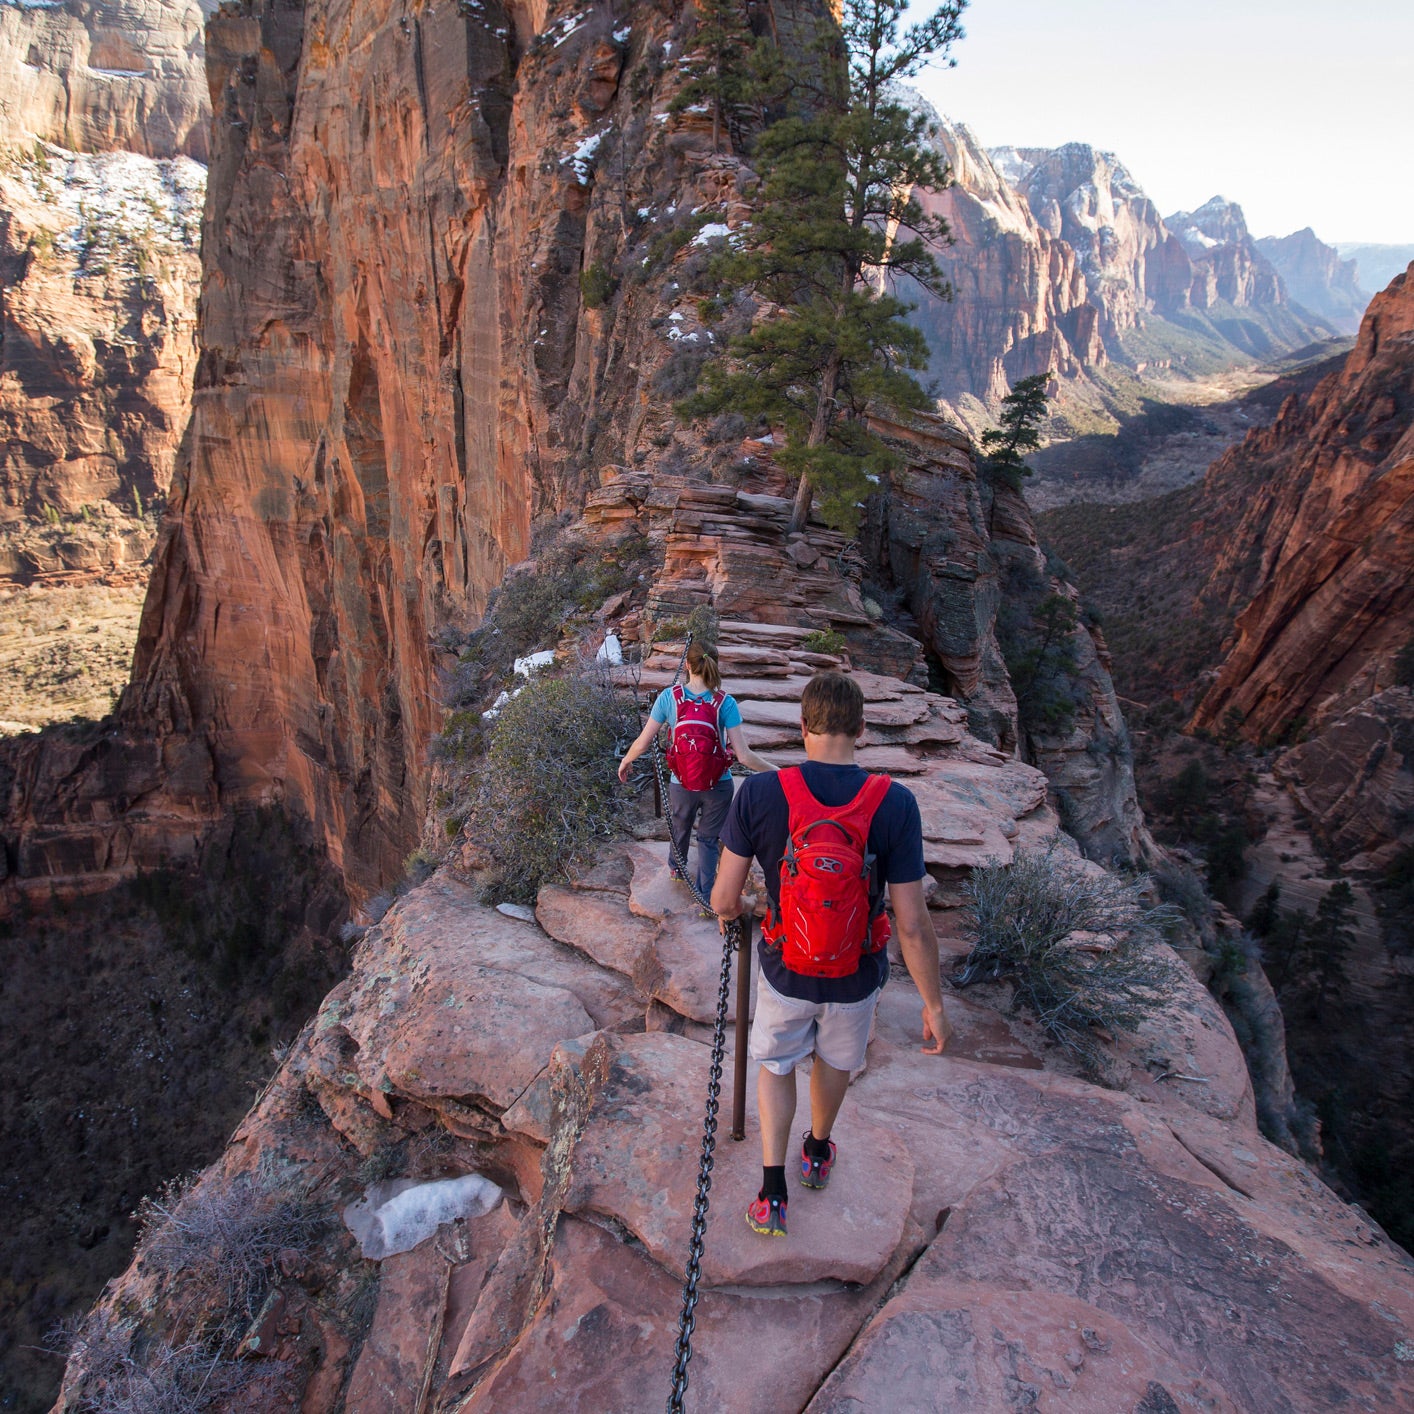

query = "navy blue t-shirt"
721;762;927;1004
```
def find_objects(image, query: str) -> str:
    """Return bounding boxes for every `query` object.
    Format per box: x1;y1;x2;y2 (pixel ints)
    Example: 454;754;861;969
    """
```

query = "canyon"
0;0;1410;1409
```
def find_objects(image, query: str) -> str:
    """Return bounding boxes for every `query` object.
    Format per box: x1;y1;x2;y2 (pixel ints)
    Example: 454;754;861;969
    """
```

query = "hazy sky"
906;0;1414;244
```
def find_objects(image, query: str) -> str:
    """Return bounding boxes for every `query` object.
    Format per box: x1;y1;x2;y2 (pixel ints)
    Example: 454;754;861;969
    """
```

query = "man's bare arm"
710;847;753;922
890;878;952;1055
725;724;778;775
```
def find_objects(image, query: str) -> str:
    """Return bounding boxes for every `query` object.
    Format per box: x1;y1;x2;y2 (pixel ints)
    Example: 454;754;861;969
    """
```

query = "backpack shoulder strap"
832;772;892;842
777;766;817;825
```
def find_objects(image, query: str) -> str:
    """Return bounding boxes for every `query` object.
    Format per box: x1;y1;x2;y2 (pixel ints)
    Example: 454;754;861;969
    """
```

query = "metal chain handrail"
666;913;740;1412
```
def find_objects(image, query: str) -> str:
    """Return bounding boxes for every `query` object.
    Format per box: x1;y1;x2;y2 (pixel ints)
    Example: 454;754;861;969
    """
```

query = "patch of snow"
690;222;731;247
654;112;670;123
662;40;674;59
550;10;586;46
2;0;64;10
562;131;603;185
756;433;775;446
344;1175;502;1260
612;24;630;42
668;310;684;322
514;650;556;677
6;143;206;265
637;206;652;219
87;68;149;78
596;632;623;665
496;902;537;922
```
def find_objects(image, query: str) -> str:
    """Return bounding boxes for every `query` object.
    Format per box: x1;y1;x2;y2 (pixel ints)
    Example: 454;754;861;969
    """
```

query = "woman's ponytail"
687;641;722;691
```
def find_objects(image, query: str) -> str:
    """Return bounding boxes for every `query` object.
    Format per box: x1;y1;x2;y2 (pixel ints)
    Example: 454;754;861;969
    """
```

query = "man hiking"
618;641;777;898
710;670;951;1237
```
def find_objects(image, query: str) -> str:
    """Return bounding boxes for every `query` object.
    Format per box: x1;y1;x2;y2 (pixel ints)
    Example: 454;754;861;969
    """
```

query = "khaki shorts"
750;971;882;1075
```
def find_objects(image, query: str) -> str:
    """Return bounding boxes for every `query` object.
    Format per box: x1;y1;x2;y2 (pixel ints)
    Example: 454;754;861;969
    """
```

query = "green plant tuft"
465;669;639;905
956;849;1180;1074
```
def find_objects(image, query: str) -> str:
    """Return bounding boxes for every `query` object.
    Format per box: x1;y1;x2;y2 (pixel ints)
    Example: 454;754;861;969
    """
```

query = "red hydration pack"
763;767;893;978
664;684;734;791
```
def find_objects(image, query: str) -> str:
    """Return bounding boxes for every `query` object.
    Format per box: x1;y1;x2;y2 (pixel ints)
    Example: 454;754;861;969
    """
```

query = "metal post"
731;917;751;1141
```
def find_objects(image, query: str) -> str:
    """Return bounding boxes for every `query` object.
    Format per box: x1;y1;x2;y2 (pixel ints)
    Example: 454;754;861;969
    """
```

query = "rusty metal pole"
731;917;751;1141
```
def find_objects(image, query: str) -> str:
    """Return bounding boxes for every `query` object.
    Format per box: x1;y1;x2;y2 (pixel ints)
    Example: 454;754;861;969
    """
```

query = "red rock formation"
907;119;1098;406
1258;227;1370;334
0;0;208;575
0;0;210;161
1192;265;1414;749
0;149;201;566
1020;143;1192;338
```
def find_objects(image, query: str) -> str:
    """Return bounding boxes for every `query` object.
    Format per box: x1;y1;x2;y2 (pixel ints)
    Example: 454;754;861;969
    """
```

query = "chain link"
666;914;740;1412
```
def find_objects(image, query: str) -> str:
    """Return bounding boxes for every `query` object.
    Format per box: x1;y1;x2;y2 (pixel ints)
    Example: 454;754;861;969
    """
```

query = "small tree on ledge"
683;0;965;534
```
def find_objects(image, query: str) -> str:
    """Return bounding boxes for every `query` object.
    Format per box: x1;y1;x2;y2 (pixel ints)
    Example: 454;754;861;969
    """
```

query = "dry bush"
466;667;639;904
136;1168;321;1338
956;849;1181;1070
59;1314;288;1414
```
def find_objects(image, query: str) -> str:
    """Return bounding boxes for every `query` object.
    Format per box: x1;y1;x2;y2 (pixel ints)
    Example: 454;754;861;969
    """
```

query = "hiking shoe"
800;1134;837;1190
745;1193;788;1237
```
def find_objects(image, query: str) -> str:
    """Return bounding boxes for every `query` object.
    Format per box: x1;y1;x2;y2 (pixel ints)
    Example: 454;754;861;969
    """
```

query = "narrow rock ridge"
57;641;1414;1410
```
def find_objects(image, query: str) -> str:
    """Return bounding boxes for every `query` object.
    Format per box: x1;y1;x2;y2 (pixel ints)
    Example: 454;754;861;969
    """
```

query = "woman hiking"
618;642;778;899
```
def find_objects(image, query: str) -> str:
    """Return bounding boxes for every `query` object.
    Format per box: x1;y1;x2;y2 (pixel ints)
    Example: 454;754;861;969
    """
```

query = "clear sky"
906;0;1414;244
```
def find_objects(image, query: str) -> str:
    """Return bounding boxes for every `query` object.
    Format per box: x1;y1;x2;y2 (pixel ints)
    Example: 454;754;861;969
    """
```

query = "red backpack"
664;684;734;790
763;768;893;978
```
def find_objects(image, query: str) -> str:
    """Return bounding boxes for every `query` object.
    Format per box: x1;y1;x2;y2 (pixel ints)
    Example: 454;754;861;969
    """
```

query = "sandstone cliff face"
1169;197;1283;310
0;146;201;567
1018;143;1192;339
906;117;1099;408
1259;227;1370;334
0;0;209;586
907;128;1337;423
862;411;1150;865
1193;265;1414;755
0;0;210;161
5;0;775;896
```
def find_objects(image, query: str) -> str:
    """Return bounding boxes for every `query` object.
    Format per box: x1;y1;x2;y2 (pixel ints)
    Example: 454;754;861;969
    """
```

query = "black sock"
760;1165;787;1200
804;1131;832;1160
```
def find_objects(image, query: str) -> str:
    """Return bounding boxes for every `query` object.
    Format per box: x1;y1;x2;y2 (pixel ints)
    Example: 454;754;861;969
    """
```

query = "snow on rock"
344;1174;503;1260
562;131;602;185
513;650;555;677
596;632;623;665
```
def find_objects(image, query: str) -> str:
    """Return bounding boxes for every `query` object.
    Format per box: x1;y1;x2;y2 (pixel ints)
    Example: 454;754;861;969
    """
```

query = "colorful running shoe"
800;1134;837;1190
745;1193;788;1237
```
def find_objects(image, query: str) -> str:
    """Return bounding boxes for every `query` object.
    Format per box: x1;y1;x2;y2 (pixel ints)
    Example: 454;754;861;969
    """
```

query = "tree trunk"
788;351;843;534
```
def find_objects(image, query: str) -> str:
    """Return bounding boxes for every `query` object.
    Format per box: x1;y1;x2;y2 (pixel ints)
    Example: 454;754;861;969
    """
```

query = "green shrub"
956;849;1180;1072
580;262;617;310
431;529;656;763
466;670;639;904
800;628;846;655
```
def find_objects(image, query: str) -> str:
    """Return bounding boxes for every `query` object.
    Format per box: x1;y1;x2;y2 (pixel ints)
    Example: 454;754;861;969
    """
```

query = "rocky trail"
70;625;1414;1412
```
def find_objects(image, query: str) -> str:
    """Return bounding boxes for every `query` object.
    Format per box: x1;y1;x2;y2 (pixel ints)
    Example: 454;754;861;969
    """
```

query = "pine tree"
979;373;1050;490
686;0;966;533
669;0;760;154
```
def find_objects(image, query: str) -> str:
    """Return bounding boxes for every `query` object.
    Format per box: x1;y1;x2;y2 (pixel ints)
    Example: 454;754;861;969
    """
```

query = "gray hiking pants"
667;776;734;898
